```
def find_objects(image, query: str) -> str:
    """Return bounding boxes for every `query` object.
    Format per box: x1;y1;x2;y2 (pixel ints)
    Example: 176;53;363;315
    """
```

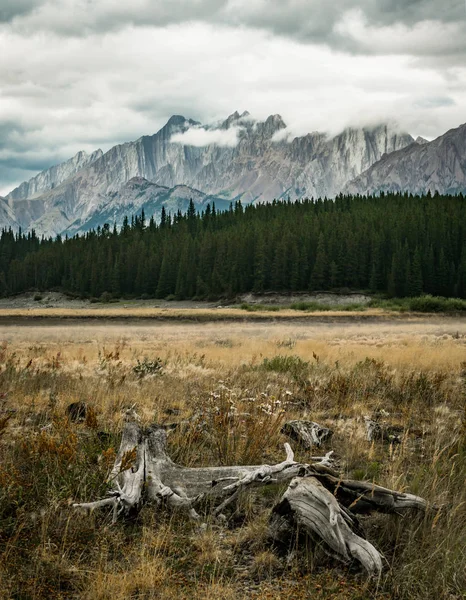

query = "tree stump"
73;412;429;577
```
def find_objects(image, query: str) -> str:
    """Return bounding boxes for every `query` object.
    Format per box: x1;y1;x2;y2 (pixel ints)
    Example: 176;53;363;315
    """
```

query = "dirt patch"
0;291;372;311
0;292;221;311
238;292;372;306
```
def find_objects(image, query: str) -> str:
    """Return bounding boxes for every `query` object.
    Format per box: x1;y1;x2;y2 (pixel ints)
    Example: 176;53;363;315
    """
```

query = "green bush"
100;291;112;303
259;354;309;379
132;356;164;378
240;303;280;312
408;295;466;312
370;295;466;313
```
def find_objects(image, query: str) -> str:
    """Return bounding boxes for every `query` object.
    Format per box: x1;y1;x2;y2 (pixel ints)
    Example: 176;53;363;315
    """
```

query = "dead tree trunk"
74;413;429;577
282;420;333;448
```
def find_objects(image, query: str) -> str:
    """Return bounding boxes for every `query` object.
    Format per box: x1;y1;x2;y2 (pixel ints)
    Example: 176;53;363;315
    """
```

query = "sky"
1;0;465;195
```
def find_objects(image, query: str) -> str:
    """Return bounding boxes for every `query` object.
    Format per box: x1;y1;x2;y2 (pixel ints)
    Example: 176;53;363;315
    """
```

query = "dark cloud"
0;165;38;195
0;0;37;22
2;0;465;57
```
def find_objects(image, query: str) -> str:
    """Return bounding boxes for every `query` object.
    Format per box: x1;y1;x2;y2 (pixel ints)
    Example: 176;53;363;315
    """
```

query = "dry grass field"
0;314;465;599
0;306;391;321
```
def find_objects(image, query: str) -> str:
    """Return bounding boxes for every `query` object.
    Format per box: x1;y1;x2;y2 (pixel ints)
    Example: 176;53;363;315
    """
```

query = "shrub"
289;301;331;311
369;295;466;313
132;356;164;378
240;303;280;312
408;295;466;312
100;291;112;303
259;354;309;380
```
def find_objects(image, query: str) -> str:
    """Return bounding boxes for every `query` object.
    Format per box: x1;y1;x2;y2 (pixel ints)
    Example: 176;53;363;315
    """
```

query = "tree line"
0;192;465;300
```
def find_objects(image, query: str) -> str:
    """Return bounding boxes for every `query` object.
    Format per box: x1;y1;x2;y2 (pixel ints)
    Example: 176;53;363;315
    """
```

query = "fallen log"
73;412;429;576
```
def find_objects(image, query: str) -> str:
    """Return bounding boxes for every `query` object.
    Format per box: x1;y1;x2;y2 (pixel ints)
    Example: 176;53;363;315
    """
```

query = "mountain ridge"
6;149;104;202
345;123;466;196
0;112;430;236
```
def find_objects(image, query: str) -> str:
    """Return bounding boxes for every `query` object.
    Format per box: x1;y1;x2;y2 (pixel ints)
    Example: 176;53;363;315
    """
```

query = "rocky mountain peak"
260;114;286;138
2;111;424;237
165;115;187;128
161;115;200;136
221;110;251;129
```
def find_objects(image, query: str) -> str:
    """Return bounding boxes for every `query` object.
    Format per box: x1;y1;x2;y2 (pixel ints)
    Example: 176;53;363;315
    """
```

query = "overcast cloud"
1;0;465;194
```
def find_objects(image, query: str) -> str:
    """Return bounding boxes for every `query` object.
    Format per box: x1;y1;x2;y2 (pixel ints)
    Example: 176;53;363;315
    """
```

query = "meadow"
0;315;465;599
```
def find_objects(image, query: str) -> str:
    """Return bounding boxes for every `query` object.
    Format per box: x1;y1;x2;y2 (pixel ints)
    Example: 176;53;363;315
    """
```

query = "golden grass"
1;317;465;372
0;318;465;599
0;306;394;319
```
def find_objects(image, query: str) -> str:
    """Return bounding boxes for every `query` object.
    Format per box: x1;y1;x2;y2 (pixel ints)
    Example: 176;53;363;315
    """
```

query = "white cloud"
171;126;240;147
271;128;294;143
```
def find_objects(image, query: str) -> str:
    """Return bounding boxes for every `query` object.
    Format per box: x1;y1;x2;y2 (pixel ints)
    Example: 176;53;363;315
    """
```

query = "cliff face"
6;149;103;202
3;112;415;236
0;196;18;230
345;124;466;196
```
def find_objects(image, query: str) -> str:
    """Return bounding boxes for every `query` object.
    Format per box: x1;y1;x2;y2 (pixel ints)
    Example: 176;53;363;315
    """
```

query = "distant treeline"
0;192;465;300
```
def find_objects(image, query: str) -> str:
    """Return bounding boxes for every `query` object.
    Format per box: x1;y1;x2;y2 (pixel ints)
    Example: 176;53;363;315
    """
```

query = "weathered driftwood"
282;420;333;448
73;412;428;576
73;412;312;521
307;464;428;514
270;478;383;575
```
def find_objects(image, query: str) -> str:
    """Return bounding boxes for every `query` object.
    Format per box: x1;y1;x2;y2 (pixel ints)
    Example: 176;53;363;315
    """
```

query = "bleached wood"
269;477;383;576
309;471;428;513
73;413;429;575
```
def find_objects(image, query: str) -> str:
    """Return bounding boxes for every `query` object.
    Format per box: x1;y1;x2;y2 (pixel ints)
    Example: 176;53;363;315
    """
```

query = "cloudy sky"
1;0;465;195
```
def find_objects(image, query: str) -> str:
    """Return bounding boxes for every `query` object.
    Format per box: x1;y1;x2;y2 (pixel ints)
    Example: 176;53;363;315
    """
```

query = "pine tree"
408;248;423;297
253;232;267;293
310;233;328;291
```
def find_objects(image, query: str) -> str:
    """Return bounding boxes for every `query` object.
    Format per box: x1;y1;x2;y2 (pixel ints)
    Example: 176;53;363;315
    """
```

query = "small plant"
132;356;164;378
85;406;99;429
276;338;296;349
100;291;112;303
119;447;137;473
46;352;62;371
240;303;280;312
259;354;309;380
97;344;126;387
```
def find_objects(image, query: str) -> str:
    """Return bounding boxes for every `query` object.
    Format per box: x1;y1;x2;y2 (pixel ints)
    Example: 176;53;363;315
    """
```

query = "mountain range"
1;112;465;237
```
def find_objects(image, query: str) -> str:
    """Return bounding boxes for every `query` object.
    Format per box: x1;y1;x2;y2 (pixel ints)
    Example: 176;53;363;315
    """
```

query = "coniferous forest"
0;192;465;300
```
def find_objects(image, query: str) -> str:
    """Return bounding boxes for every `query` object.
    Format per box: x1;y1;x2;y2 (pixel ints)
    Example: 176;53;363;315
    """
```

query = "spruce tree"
310;233;328;291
